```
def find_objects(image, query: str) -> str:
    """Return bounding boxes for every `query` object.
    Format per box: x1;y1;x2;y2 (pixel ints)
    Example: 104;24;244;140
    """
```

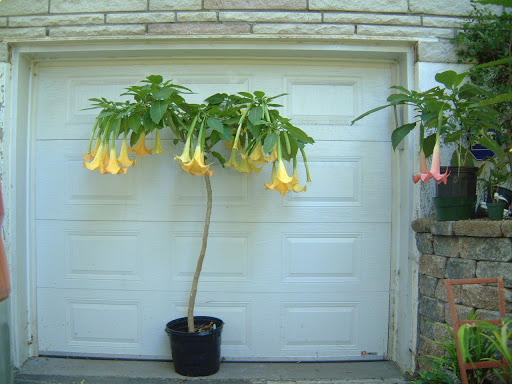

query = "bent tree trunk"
187;175;212;332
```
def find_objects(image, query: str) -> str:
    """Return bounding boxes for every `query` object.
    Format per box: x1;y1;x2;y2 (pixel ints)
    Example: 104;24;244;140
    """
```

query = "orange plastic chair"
445;277;507;384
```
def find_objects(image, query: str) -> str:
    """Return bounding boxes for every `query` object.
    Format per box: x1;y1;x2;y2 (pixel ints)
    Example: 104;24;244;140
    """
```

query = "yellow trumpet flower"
180;146;214;176
249;143;267;166
290;170;307;193
129;131;153;157
105;146;125;175
265;146;278;163
83;138;100;161
175;137;193;167
154;130;163;154
223;149;239;169
118;136;137;168
83;141;107;171
265;160;294;196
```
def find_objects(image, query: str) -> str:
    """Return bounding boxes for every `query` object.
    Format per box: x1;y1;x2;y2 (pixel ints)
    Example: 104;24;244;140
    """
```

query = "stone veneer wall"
412;218;512;369
0;0;505;63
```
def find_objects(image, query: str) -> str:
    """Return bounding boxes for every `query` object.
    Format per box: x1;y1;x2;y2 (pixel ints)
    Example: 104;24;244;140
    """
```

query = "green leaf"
129;130;141;147
207;117;232;141
472;56;512;69
285;124;314;144
246;119;263;138
143;110;157;131
253;91;265;98
472;93;512;108
238;91;254;99
150;100;169;124
153;87;174;100
263;132;278;153
387;94;414;104
267;93;286;101
390;85;412;95
248;106;264;125
351;104;392;125
435;70;466;89
98;110;114;118
391;123;416;150
145;75;163;84
127;114;141;132
211;151;226;165
478;134;502;155
204;93;226;105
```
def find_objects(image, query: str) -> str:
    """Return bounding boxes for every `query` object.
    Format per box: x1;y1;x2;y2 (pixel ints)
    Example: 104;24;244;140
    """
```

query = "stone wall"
0;0;504;64
413;218;512;369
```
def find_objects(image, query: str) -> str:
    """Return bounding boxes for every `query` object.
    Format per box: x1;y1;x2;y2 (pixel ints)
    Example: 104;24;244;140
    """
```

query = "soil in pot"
165;316;224;377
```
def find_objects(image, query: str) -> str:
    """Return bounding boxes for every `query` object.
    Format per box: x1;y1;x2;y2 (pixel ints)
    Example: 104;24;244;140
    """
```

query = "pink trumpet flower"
412;150;432;184
428;136;450;185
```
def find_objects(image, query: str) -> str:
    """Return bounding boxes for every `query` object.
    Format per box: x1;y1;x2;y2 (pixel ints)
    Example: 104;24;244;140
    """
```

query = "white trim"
7;38;417;371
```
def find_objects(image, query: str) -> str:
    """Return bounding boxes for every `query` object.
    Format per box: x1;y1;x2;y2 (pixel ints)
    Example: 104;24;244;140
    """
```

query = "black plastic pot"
165;316;224;377
434;166;479;221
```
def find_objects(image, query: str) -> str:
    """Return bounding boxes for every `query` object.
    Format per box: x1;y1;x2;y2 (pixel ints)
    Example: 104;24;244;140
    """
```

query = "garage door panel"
37;141;391;223
37;220;389;293
38;288;388;360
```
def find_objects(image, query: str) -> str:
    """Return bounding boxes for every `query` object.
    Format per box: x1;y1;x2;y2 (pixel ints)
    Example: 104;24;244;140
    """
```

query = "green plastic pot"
433;196;476;221
487;202;507;220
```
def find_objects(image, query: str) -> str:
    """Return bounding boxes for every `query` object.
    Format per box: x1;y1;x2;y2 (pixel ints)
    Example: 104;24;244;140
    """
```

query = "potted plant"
478;151;511;219
83;75;314;376
351;67;512;221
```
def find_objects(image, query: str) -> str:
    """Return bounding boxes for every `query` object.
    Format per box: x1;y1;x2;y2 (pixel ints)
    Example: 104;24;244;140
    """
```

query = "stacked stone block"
0;0;498;63
413;218;512;369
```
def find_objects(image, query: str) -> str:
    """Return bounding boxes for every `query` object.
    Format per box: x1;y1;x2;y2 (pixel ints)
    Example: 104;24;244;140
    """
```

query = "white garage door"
35;58;393;361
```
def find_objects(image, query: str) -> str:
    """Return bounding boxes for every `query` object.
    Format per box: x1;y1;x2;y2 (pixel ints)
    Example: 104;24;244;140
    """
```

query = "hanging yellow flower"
265;160;294;196
104;145;127;175
83;138;100;161
223;149;239;170
290;170;307;193
249;142;267;166
129;131;153;157
83;141;107;171
265;146;278;163
180;146;214;176
175;136;193;167
118;135;137;168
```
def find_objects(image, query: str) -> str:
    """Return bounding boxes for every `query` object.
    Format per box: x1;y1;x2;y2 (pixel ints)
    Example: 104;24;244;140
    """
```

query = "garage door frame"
4;38;418;371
